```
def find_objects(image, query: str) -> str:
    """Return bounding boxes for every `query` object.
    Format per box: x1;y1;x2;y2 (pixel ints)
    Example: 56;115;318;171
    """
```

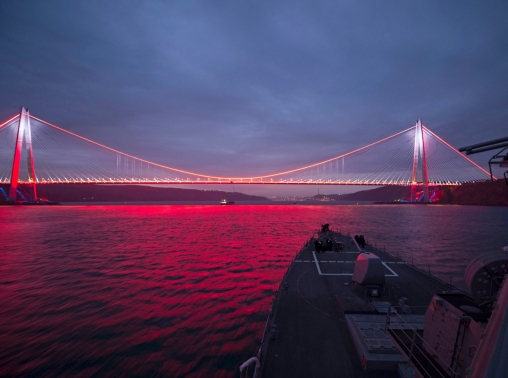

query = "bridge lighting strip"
422;126;494;178
29;115;225;180
0;114;20;130
29;114;416;182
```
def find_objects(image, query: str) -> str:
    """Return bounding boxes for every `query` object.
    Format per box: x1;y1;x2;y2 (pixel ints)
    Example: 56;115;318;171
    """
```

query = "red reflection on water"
0;205;311;377
0;205;506;377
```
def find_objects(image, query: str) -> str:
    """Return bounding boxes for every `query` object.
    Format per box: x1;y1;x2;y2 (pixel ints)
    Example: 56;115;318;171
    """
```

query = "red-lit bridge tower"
410;119;429;202
9;106;37;201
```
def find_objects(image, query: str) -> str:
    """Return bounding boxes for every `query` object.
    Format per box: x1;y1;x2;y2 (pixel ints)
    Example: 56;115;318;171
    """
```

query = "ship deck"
259;231;454;378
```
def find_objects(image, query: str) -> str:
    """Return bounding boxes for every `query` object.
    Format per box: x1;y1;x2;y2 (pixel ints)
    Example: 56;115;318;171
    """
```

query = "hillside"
0;184;268;203
313;186;411;202
313;180;508;206
437;180;508;206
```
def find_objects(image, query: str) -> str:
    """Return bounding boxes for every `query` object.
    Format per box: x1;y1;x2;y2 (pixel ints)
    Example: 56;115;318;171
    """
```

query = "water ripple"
0;204;507;377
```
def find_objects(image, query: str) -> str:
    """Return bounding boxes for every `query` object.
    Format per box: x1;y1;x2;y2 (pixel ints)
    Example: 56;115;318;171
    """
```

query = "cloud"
0;0;507;189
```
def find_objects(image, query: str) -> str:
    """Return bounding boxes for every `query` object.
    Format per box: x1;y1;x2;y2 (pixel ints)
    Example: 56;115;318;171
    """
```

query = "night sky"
1;1;507;196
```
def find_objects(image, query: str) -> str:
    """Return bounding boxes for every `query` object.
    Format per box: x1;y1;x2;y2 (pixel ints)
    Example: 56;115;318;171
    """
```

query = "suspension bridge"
0;107;492;203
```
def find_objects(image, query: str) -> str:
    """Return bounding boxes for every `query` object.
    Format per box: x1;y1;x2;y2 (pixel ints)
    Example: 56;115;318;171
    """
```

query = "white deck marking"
313;250;359;254
312;251;324;275
312;251;353;276
312;252;400;277
382;262;398;277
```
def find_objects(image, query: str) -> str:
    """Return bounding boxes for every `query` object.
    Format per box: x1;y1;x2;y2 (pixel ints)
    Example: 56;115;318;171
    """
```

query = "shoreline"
2;200;505;207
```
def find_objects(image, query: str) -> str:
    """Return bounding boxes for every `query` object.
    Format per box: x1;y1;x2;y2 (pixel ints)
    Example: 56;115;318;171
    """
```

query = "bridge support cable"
28;116;207;184
22;115;416;185
272;126;417;185
28;117;178;184
422;126;492;185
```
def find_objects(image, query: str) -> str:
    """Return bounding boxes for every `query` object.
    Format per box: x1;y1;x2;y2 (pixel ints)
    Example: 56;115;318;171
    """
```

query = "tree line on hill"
0;184;268;203
312;181;507;206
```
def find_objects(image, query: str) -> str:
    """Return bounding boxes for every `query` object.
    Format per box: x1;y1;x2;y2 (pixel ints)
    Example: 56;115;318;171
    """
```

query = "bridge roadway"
11;180;457;186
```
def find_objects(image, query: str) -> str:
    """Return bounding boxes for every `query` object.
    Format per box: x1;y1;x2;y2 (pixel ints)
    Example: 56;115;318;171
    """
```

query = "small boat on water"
220;199;235;205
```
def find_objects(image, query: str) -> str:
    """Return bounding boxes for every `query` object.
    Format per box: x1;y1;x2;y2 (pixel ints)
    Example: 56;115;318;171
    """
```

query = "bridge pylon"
410;119;429;202
9;106;37;201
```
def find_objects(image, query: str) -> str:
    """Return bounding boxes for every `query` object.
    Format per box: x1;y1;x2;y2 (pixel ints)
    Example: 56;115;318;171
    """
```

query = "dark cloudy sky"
1;1;507;196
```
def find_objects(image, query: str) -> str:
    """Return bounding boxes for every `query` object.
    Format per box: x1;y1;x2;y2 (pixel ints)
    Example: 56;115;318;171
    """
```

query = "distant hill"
313;180;508;206
437;180;508;206
313;186;411;202
2;180;506;205
0;184;268;203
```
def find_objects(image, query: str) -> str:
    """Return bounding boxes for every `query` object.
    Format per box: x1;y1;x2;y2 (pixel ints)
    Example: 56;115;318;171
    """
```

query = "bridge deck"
14;181;415;185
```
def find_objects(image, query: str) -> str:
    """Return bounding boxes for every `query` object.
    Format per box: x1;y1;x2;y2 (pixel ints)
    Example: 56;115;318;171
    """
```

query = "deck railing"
241;229;467;377
385;306;459;378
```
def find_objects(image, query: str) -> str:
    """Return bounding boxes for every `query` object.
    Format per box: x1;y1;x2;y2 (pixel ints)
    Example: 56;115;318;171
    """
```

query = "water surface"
1;204;507;377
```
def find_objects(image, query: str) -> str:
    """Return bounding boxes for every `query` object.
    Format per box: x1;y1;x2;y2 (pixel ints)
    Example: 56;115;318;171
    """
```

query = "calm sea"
1;204;507;377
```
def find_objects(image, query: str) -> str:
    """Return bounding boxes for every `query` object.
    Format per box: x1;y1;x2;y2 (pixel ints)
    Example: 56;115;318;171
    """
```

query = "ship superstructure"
241;227;508;378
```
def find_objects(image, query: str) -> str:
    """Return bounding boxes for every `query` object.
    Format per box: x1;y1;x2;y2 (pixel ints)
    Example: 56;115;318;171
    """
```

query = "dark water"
1;205;507;377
